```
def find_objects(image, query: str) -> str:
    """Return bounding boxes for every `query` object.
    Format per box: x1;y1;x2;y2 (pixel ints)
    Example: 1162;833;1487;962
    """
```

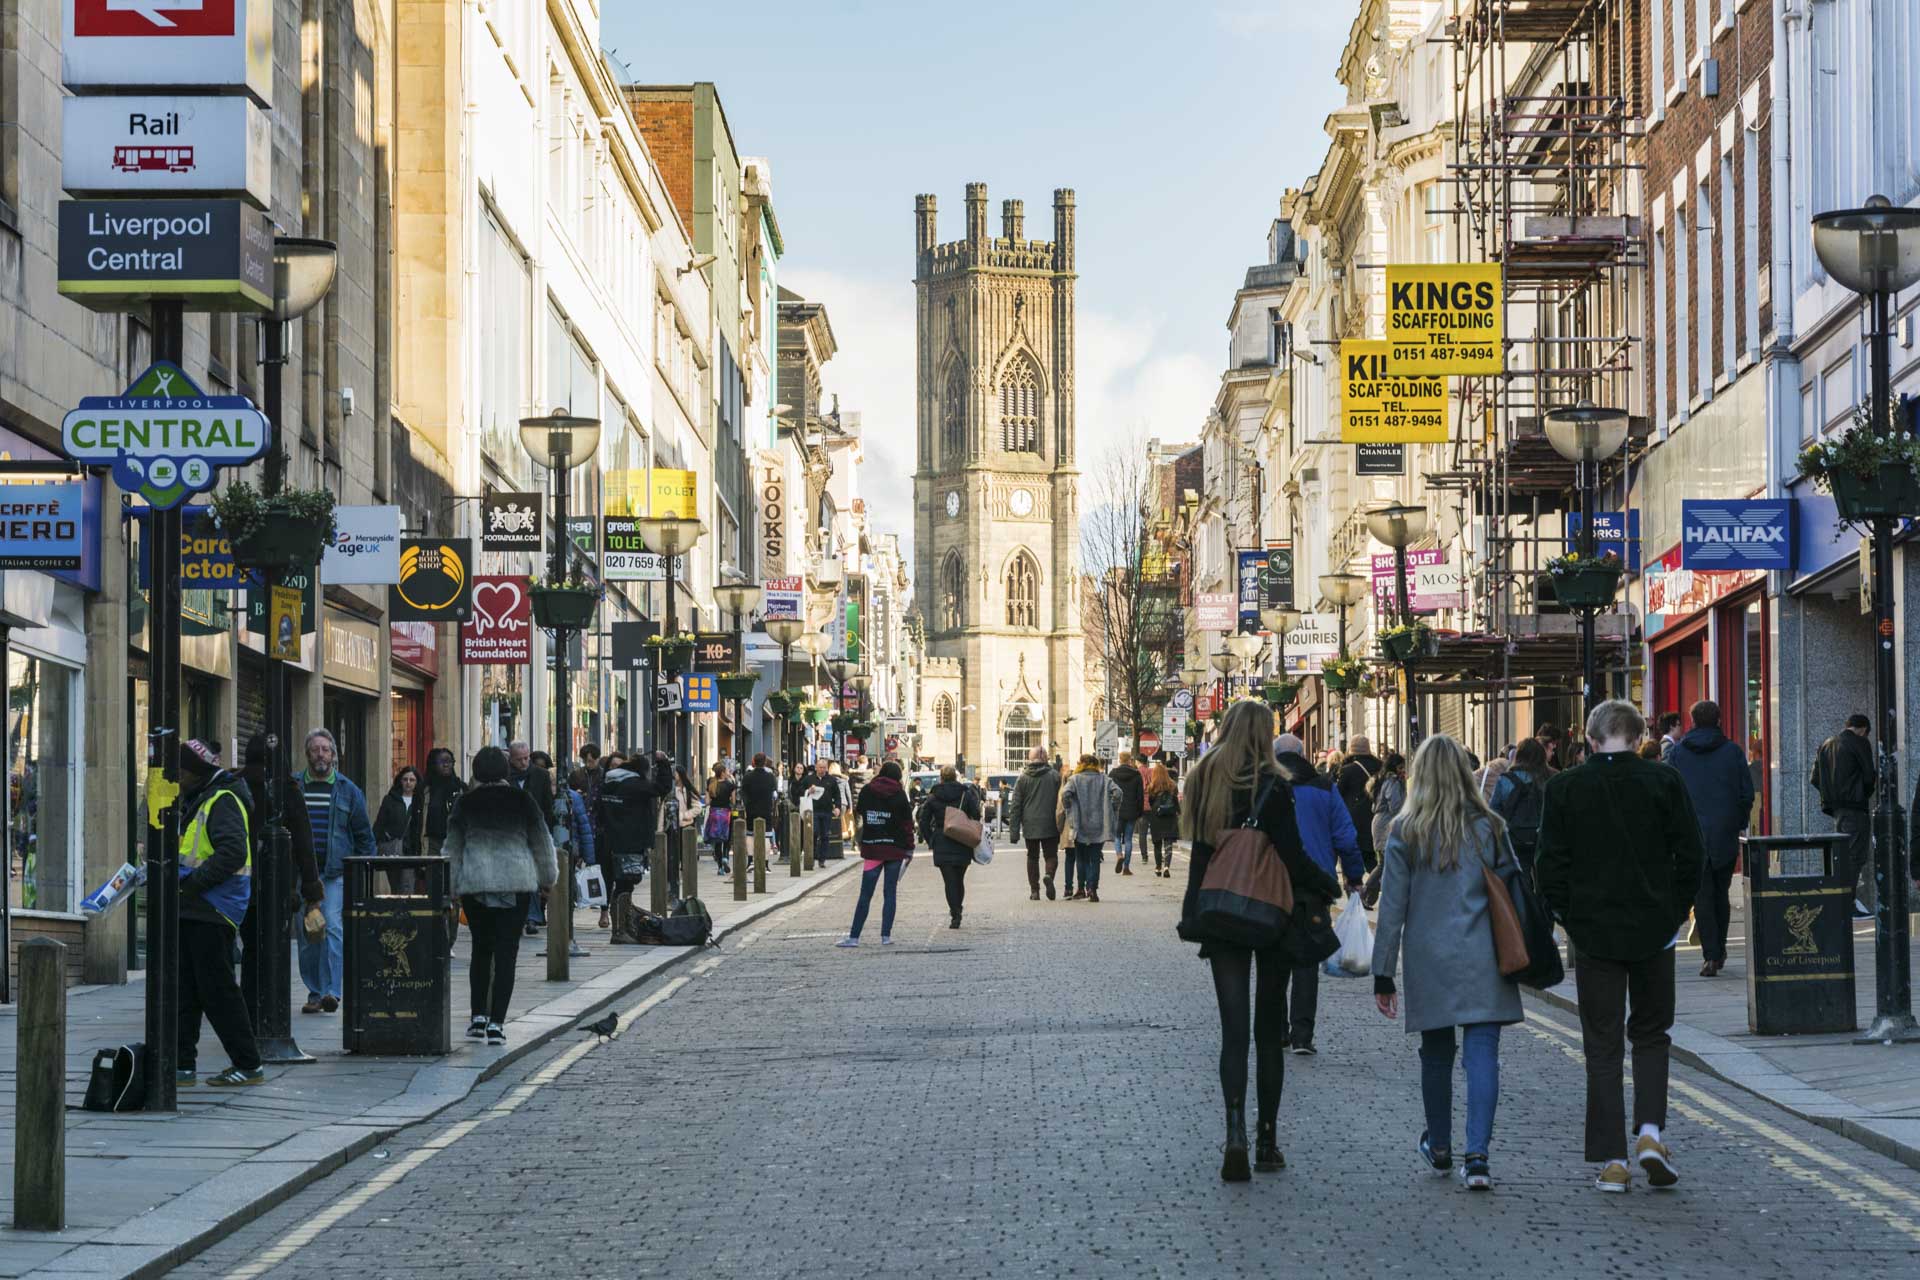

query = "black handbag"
1490;834;1565;990
1280;894;1340;966
83;1042;145;1112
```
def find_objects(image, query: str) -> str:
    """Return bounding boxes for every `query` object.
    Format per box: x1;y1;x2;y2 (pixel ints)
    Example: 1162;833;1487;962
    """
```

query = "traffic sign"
61;362;266;509
1341;340;1447;443
1171;688;1194;712
1138;730;1161;756
1093;720;1119;760
654;682;683;713
1385;262;1503;375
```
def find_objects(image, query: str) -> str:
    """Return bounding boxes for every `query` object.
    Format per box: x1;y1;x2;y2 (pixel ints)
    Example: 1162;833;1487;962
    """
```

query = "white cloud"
781;267;1218;571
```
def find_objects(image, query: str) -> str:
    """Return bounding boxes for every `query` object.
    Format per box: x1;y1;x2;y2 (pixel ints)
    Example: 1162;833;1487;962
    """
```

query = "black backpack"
1495;770;1545;846
83;1042;145;1112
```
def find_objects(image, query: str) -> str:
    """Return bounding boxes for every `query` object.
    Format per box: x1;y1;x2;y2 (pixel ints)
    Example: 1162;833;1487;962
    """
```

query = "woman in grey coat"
1059;755;1121;903
1371;734;1522;1192
444;745;558;1046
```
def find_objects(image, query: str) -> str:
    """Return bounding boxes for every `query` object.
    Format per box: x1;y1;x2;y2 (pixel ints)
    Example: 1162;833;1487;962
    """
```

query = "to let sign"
62;95;270;206
58;198;272;312
602;518;664;581
63;0;273;103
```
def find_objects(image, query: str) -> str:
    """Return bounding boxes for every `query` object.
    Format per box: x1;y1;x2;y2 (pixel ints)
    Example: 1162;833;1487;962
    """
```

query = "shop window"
8;654;77;914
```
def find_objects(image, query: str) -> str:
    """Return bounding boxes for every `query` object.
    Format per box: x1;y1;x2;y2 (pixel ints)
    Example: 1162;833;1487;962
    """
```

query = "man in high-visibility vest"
177;739;265;1087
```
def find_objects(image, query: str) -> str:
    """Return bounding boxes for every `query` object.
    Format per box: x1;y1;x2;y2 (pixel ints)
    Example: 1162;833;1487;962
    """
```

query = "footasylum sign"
1680;499;1794;572
61;361;268;509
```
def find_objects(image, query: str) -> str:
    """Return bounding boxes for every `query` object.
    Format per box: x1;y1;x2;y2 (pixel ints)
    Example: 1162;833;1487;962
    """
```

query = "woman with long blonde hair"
1177;701;1341;1181
1370;734;1524;1193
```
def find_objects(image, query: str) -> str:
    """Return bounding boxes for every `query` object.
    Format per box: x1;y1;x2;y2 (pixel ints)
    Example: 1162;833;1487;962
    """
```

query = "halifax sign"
1680;499;1794;572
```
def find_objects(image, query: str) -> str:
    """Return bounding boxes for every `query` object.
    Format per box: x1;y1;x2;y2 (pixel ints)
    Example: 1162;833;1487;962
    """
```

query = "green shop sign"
60;362;269;510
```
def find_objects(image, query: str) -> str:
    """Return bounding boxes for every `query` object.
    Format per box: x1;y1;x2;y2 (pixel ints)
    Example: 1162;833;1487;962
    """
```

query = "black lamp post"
634;514;705;772
1366;504;1429;750
764;615;805;777
715;579;762;765
1318;571;1367;750
520;411;602;981
1545;399;1630;712
252;236;336;1066
828;658;854;764
1812;193;1920;1044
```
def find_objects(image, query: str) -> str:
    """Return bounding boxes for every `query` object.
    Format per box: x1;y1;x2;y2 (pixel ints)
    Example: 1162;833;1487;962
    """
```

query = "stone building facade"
912;183;1087;773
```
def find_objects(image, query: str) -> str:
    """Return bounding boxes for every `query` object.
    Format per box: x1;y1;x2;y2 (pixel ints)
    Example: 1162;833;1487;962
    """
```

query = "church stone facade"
913;183;1087;773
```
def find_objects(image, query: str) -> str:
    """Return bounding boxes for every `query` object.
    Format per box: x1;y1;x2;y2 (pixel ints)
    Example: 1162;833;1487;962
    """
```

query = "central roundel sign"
60;361;269;510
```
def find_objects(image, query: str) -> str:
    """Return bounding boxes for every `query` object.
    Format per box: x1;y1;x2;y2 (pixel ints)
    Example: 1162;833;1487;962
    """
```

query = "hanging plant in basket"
805;707;831;726
1320;656;1369;692
1261;680;1299;708
645;633;696;672
716;673;759;700
765;689;799;717
1546;550;1624;609
847;720;879;741
527;575;601;628
1797;404;1920;526
203;482;337;572
1376;622;1434;663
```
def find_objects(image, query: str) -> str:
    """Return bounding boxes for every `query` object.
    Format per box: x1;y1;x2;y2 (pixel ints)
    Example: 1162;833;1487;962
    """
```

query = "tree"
1080;436;1173;745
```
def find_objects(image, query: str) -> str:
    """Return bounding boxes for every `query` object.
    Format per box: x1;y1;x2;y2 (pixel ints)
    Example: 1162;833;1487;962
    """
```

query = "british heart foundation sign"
461;575;530;665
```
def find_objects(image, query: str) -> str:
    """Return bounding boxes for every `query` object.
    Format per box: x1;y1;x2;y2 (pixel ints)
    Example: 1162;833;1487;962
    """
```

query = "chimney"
1002;198;1024;242
915;193;937;256
965;182;989;245
1053;188;1076;270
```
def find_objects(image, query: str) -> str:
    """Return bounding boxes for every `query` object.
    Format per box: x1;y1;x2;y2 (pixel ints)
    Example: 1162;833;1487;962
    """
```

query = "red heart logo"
473;580;524;632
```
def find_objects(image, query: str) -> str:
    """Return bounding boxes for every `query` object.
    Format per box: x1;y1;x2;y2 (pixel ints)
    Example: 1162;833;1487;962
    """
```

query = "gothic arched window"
941;366;967;462
934;695;954;730
941;551;965;630
1005;551;1039;627
999;357;1041;453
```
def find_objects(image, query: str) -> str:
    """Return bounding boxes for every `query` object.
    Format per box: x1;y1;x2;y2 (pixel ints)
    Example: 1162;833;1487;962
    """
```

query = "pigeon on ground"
580;1011;619;1041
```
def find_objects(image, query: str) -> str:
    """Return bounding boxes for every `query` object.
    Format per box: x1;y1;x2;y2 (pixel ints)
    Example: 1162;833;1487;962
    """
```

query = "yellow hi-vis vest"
181;785;253;928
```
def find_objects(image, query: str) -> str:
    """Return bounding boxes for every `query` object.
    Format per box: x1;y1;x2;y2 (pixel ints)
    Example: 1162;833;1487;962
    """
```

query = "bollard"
682;827;699;902
794;812;807;878
732;819;748;901
753;818;769;894
650;837;670;917
14;938;66;1231
804;810;816;871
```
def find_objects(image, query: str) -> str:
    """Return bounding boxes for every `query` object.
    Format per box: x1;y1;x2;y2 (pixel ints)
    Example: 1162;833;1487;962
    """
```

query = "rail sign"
63;0;273;103
57;198;272;312
1341;340;1447;443
1384;262;1504;375
61;361;267;509
62;95;270;205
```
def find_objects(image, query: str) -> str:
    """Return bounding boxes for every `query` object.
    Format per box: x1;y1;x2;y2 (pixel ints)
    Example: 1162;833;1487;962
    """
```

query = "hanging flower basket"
766;690;798;717
848;721;879;741
1320;657;1368;693
1261;680;1299;708
805;707;831;727
1829;462;1920;523
647;634;696;673
529;585;599;628
1799;413;1920;525
717;674;759;700
1377;624;1433;663
1547;554;1624;608
204;483;337;572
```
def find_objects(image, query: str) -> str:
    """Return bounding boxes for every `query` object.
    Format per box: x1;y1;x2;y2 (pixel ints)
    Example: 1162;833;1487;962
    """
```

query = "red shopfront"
1644;545;1770;834
390;622;438;773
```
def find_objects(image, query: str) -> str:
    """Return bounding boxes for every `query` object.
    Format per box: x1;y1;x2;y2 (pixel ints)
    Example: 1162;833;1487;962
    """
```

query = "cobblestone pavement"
167;848;1920;1280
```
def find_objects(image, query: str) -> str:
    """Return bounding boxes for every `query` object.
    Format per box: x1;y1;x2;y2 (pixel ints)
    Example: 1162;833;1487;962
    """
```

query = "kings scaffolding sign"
61;361;268;510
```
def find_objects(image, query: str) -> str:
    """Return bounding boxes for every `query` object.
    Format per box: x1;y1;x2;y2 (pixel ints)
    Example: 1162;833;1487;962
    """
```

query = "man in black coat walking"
1813;712;1876;916
596;751;674;919
1665;701;1755;977
1336;735;1383;872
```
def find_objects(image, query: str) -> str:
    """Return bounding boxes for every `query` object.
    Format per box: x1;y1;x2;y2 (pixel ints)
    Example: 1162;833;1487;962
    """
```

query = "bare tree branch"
1080;434;1172;743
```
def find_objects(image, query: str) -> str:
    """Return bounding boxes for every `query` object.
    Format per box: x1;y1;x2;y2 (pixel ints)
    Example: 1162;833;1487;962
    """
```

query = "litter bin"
343;857;454;1055
1741;834;1857;1035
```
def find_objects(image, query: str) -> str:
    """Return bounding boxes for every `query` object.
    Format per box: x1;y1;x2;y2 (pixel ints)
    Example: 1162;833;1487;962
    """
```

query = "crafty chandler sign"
61;361;267;509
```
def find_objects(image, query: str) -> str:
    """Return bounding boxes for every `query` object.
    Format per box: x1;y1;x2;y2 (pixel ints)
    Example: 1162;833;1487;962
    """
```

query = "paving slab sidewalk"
0;857;860;1278
1527;872;1920;1172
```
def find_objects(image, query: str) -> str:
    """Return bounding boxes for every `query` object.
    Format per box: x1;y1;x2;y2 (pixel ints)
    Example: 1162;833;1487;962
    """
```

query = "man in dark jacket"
1535;699;1704;1194
1666;701;1756;977
177;740;265;1087
740;753;781;842
238;733;324;1023
1813;713;1876;916
1006;748;1063;900
597;751;674;900
1276;735;1363;1055
1336;736;1383;870
1110;751;1146;874
410;747;466;859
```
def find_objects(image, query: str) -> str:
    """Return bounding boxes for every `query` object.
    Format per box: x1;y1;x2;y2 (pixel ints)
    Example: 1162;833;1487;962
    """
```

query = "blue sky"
602;1;1352;545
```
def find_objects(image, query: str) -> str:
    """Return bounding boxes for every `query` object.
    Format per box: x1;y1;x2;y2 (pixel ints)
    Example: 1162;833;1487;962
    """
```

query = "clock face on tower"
1009;488;1034;517
945;491;961;517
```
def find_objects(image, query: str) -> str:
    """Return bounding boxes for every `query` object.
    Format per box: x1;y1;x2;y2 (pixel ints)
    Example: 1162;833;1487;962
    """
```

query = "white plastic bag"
575;865;609;908
973;830;994;865
1326;892;1373;977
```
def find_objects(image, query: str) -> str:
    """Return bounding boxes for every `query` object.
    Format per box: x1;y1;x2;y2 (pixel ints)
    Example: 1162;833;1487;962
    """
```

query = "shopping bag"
973;829;994;865
575;865;609;908
1325;892;1373;977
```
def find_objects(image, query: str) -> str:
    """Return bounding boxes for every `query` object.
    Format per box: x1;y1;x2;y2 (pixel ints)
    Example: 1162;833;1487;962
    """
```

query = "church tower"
913;184;1086;773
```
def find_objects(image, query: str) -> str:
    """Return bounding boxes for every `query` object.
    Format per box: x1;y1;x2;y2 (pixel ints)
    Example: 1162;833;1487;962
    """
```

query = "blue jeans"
1077;843;1103;893
1114;820;1136;870
1063;843;1078;894
297;874;345;1001
1420;1023;1502;1157
849;860;904;939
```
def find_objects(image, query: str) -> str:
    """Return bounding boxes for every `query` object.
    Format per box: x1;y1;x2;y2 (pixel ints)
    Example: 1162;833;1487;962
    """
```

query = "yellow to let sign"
1385;263;1503;375
1340;340;1448;443
649;468;698;519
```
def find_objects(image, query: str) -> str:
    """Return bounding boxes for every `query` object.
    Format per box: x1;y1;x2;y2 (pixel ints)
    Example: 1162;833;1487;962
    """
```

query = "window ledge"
1668;82;1687;108
9;908;87;924
1715;15;1735;40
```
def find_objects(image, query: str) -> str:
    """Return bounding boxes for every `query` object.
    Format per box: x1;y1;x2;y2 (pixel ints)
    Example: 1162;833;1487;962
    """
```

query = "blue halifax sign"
1680;498;1794;571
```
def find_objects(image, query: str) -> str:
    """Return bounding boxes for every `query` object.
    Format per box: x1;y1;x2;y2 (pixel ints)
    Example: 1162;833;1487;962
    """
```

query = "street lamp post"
828;658;854;765
1318;573;1368;752
797;630;828;766
1545;400;1630;712
1367;504;1429;750
764;615;806;778
521;411;602;982
634;514;706;772
1812;194;1920;1043
249;237;337;1066
715;579;762;766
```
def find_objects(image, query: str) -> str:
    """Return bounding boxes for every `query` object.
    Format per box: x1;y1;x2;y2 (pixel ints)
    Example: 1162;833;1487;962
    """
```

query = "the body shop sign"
63;0;273;103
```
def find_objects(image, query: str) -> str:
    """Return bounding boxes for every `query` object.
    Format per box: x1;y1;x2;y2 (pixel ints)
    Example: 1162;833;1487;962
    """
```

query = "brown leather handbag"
1195;779;1296;949
1482;857;1530;976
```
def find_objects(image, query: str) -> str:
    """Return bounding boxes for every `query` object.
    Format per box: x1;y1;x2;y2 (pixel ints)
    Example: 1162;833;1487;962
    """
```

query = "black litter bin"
1741;834;1857;1035
343;857;454;1055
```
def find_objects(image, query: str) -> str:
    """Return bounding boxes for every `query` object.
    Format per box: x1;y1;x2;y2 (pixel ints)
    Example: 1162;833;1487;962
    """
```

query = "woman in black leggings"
1177;702;1342;1179
918;766;983;928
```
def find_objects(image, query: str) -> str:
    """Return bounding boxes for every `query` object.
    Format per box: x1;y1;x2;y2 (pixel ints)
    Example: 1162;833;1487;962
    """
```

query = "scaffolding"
1422;0;1649;752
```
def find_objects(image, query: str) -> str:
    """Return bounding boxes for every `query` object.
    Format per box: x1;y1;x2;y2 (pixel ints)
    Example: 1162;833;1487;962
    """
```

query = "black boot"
1254;1121;1284;1172
1221;1105;1251;1182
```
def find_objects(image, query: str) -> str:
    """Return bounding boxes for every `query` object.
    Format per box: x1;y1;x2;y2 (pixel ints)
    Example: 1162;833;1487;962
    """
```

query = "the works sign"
1680;499;1794;572
57;198;272;311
